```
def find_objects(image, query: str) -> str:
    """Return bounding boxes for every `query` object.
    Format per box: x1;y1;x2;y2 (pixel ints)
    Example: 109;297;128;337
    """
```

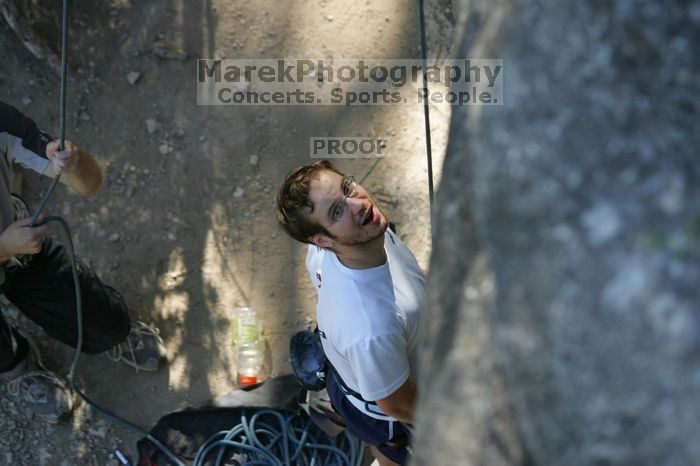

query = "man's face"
307;170;388;248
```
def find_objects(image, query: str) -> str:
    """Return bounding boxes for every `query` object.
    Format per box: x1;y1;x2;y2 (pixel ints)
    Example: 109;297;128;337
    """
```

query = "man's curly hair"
276;160;344;244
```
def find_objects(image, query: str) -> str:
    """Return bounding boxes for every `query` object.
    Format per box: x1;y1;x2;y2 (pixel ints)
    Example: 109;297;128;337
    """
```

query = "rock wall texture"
0;0;62;72
413;1;700;465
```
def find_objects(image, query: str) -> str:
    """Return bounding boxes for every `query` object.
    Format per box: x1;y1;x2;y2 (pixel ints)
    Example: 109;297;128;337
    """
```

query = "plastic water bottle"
237;344;262;386
231;307;263;385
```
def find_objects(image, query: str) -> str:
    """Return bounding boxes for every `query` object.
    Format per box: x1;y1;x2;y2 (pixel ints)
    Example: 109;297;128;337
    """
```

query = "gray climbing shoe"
1;335;73;424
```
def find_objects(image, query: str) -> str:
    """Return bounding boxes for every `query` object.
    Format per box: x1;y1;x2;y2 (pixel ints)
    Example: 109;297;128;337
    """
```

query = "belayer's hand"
0;216;49;260
46;139;79;175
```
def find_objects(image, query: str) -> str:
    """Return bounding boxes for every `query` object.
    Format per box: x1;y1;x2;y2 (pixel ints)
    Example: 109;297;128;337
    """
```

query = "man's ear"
309;233;334;249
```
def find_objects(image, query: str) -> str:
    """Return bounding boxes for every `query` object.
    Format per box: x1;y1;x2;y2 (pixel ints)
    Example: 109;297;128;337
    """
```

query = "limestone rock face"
413;1;700;465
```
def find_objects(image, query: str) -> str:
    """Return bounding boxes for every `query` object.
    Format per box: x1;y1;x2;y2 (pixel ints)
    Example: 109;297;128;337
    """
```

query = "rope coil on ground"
193;409;364;466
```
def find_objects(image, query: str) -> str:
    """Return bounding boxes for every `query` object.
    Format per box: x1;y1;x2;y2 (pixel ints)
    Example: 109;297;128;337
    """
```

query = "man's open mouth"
361;206;373;226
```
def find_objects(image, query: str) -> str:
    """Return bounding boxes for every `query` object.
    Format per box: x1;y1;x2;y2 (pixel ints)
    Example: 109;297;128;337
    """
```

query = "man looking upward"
277;160;425;465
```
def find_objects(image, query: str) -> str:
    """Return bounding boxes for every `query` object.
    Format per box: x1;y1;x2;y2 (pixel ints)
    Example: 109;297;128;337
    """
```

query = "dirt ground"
0;1;448;464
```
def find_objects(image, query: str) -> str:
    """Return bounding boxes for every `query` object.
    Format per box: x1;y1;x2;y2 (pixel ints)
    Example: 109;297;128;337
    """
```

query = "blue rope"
192;409;365;466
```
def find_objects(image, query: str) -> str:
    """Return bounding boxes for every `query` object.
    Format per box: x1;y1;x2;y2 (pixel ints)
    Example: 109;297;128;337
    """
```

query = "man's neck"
334;235;387;269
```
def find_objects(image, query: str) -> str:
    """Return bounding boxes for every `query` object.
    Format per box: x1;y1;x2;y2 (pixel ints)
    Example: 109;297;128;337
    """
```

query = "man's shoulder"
305;243;325;265
384;229;415;256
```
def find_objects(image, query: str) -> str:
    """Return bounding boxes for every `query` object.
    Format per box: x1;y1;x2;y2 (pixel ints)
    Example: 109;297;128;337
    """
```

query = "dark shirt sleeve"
0;101;52;173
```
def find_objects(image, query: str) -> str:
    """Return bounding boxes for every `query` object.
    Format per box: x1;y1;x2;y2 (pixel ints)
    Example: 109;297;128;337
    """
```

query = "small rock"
175;127;186;137
126;71;141;85
159;144;171;155
79;111;91;121
145;118;159;135
108;233;120;243
88;419;110;439
152;40;187;60
325;14;334;21
249;154;259;166
233;187;245;198
126;179;138;197
198;135;206;142
22;96;32;106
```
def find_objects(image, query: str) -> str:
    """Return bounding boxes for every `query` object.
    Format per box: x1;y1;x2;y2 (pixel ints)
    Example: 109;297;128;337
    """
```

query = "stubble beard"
334;223;387;247
334;205;389;248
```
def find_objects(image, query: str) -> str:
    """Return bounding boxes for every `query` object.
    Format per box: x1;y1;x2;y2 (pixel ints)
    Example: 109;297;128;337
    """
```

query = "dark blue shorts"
326;373;410;465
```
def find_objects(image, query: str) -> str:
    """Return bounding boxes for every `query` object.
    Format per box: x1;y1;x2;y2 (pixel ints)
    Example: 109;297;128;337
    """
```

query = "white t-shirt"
306;229;425;415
